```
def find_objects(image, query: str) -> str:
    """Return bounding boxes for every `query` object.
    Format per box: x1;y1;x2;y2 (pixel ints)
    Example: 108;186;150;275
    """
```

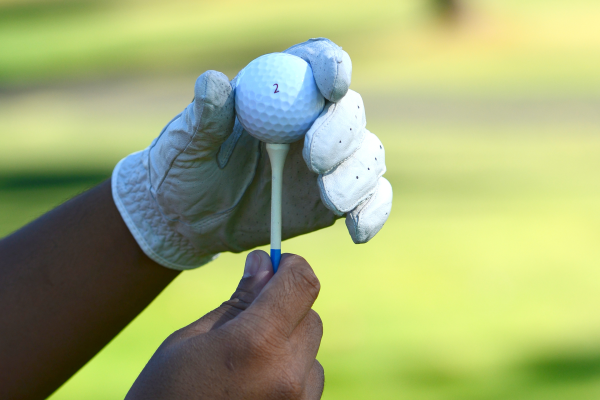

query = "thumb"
188;250;273;334
239;254;320;338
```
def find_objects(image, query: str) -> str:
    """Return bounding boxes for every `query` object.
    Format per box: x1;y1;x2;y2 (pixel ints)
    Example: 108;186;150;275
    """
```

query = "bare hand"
126;251;324;399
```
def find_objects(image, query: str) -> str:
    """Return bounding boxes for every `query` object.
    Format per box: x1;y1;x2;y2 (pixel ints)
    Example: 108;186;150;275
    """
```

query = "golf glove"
112;38;393;270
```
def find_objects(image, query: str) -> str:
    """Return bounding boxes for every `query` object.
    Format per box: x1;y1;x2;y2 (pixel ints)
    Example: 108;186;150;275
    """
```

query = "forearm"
0;179;179;400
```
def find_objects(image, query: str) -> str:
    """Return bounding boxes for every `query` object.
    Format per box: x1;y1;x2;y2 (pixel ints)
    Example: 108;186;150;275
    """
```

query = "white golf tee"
266;143;290;272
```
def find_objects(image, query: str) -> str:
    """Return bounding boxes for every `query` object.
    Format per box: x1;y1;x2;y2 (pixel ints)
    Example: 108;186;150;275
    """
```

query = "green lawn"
2;0;600;96
2;116;600;399
2;0;600;398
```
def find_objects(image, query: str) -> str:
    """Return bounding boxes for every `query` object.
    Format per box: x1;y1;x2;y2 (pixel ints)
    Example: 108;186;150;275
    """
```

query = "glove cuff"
112;150;218;270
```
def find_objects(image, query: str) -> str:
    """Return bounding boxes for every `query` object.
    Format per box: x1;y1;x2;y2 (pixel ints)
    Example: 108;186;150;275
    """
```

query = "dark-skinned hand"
126;250;324;399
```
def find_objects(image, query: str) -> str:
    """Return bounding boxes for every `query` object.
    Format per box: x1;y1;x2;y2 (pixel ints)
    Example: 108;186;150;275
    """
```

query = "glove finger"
284;38;352;102
149;70;235;192
303;90;366;175
345;177;393;243
189;70;236;151
215;69;253;169
318;130;385;214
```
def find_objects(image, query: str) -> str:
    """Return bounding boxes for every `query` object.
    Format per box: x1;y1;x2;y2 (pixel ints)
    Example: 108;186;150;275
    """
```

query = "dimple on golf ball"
235;53;325;144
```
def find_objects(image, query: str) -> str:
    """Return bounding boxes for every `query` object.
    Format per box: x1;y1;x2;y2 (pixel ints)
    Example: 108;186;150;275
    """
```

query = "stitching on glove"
326;126;366;176
113;158;216;270
217;122;245;169
162;110;199;191
148;138;262;230
311;109;367;176
318;175;345;216
352;182;378;228
322;157;380;214
283;37;324;54
156;78;209;192
149;112;183;192
330;52;340;101
307;102;336;171
186;75;209;150
189;142;263;230
145;184;233;256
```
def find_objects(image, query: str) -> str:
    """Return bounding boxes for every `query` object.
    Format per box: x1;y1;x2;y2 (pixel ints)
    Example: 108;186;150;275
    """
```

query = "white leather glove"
112;38;393;270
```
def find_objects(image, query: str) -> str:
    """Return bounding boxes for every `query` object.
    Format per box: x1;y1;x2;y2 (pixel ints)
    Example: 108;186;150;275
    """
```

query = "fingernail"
243;252;259;278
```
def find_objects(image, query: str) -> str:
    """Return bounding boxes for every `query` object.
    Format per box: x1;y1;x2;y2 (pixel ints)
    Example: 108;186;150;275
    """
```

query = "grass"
1;0;600;96
2;0;600;398
2;117;600;399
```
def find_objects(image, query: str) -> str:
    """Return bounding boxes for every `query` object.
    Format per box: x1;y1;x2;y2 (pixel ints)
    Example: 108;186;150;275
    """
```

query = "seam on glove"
155;76;210;193
284;37;324;53
147;139;262;231
349;177;392;243
149;112;183;192
112;158;218;270
306;103;336;171
189;142;263;231
317;175;344;216
217;122;245;169
343;170;384;213
148;187;234;231
330;53;340;101
309;111;367;176
320;162;380;214
349;184;378;238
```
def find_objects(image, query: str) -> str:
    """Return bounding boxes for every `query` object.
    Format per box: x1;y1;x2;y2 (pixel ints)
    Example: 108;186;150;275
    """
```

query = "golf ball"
235;53;325;144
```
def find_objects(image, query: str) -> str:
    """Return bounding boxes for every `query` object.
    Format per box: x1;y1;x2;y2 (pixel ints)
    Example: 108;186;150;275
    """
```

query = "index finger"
239;254;320;338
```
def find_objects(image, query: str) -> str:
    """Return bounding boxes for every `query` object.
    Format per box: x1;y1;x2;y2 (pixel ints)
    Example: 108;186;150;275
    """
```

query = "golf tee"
266;143;290;273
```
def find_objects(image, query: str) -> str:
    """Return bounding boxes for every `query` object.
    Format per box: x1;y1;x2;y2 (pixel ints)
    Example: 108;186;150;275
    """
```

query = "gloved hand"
112;38;393;270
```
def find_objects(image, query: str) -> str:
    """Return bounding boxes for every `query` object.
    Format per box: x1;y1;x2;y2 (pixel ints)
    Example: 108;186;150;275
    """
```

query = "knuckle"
242;331;290;366
285;254;307;264
307;310;324;336
200;69;229;88
218;303;244;322
314;359;325;376
289;261;320;299
238;309;289;347
242;326;273;355
232;317;291;364
222;287;254;311
162;327;186;346
313;359;325;383
162;332;178;346
312;360;325;395
216;323;266;361
273;372;304;399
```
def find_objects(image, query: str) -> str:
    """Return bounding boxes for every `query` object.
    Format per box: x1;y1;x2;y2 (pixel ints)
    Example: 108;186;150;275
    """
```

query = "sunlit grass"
1;0;600;95
2;118;599;399
2;0;600;398
0;0;417;85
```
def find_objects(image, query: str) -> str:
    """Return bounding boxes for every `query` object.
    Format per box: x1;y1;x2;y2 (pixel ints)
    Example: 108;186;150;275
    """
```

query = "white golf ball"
235;53;325;144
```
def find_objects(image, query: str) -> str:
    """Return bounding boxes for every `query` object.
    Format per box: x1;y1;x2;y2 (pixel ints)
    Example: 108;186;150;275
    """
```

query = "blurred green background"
2;0;600;398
